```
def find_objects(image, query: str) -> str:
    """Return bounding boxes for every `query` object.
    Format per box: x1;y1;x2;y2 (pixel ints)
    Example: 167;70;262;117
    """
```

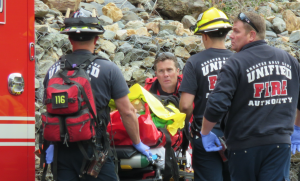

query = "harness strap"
160;128;179;181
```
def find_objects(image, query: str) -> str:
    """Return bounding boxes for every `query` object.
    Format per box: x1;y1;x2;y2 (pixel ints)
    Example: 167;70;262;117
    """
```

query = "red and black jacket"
144;75;183;97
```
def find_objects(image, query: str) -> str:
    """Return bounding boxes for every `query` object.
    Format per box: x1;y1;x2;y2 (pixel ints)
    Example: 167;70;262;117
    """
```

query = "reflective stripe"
0;124;35;139
0;116;35;120
0;142;35;146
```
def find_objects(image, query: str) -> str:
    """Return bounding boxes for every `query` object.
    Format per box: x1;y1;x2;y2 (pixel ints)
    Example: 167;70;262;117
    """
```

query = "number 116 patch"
52;92;68;109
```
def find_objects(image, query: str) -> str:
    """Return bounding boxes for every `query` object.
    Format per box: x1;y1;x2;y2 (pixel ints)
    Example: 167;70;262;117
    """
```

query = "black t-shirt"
43;49;129;122
179;48;233;127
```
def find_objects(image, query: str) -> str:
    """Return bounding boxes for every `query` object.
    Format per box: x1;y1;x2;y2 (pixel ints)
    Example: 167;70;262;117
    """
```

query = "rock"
127;29;137;36
120;65;134;81
279;36;289;42
122;11;140;22
99;15;114;26
37;60;56;78
282;10;300;33
157;30;170;37
181;15;197;29
179;36;202;53
160;23;177;35
116;30;128;40
265;31;277;38
102;3;123;22
130;61;144;67
146;22;160;34
177;57;184;70
35;78;40;89
135;27;151;36
125;20;145;29
35;0;49;18
118;42;133;54
102;30;116;40
41;48;59;62
289;30;300;43
272;17;286;34
97;51;111;60
266;16;276;22
35;45;45;61
265;20;273;31
268;2;279;13
122;49;150;64
113;52;125;62
258;6;273;17
279;31;289;37
129;35;152;44
44;0;81;13
174;46;190;60
130;7;143;13
79;2;104;16
86;0;94;2
128;0;151;4
104;23;120;33
285;2;300;11
35;24;51;34
142;44;158;52
142;57;155;68
156;0;206;21
102;0;136;11
138;12;149;20
95;0;104;4
98;39;117;54
169;21;193;36
132;68;148;83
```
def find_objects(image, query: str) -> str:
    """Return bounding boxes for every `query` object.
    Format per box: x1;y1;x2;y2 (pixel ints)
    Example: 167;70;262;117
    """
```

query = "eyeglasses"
155;52;176;61
238;13;259;33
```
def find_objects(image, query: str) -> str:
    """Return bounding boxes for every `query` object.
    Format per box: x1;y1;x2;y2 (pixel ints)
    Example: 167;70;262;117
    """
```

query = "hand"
46;144;54;164
291;125;300;154
200;131;222;152
133;141;153;160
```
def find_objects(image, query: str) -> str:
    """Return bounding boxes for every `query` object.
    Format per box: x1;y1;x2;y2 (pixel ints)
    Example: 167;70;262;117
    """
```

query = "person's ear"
176;68;180;74
155;71;157;76
94;36;99;45
249;30;256;42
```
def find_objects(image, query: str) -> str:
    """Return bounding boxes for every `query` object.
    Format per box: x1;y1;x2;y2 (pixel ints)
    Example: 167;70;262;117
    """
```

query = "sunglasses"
238;13;259;33
155;52;176;60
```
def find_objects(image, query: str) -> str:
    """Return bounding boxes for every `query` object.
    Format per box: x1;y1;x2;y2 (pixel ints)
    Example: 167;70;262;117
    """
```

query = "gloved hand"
200;131;222;152
46;144;54;164
133;141;153;160
291;125;300;154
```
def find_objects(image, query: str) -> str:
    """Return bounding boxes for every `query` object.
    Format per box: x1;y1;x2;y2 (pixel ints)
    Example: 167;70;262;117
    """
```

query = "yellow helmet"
191;7;232;35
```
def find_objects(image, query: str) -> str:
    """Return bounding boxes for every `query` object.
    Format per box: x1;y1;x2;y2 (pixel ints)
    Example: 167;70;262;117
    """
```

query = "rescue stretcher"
108;84;194;181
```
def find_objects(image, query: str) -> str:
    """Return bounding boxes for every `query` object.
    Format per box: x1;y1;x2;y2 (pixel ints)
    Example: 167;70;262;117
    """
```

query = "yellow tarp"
109;84;186;136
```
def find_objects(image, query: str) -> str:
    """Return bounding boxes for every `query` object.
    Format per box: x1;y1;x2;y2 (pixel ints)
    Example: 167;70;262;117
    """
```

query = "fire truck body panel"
0;0;35;180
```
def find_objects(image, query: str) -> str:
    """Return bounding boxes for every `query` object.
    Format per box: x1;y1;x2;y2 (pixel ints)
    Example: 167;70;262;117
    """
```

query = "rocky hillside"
34;0;300;180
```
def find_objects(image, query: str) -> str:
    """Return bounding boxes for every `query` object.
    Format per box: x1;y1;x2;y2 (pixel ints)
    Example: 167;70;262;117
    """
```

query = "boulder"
43;0;81;13
35;0;49;18
156;0;206;21
272;17;286;34
282;9;300;33
102;3;123;22
181;15;197;29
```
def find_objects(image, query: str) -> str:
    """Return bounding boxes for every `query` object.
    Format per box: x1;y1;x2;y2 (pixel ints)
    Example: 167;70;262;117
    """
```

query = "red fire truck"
0;0;35;180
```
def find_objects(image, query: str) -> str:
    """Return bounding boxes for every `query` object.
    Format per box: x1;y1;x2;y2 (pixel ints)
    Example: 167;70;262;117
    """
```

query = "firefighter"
179;7;233;181
200;11;300;180
43;8;152;181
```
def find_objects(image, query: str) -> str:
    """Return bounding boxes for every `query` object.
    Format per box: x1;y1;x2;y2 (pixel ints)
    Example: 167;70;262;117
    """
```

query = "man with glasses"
200;11;300;180
179;7;233;181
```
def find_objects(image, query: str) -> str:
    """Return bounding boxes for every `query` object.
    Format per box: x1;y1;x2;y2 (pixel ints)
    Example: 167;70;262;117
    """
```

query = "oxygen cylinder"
120;154;157;169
